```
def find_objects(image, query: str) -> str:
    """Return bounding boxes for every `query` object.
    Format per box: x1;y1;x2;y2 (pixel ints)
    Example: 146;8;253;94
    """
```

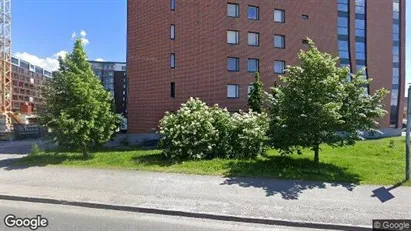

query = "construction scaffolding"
0;0;11;131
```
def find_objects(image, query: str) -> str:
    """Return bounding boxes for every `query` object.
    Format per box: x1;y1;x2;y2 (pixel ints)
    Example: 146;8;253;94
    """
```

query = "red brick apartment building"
127;0;406;139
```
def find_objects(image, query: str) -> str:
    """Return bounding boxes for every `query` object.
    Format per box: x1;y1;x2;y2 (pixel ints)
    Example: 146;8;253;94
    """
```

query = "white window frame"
170;53;175;68
227;3;239;17
248;32;259;46
248;59;259;72
274;35;285;48
227;57;240;72
274;9;285;23
170;24;175;40
227;30;239;44
274;60;285;74
227;84;239;98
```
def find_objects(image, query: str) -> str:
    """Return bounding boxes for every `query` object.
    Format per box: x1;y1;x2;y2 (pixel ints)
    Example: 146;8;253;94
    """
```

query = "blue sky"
12;0;126;70
11;1;410;95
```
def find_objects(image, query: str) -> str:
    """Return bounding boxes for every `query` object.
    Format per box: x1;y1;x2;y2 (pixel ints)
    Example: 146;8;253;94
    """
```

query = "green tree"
268;39;388;163
248;72;264;113
40;39;120;158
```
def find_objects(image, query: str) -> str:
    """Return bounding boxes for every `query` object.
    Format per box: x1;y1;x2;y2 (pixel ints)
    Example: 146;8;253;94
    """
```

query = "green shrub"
230;111;269;159
30;144;41;155
159;98;217;160
210;105;233;158
159;98;269;160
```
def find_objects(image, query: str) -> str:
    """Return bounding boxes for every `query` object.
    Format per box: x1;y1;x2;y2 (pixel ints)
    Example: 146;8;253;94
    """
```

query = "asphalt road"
0;200;319;231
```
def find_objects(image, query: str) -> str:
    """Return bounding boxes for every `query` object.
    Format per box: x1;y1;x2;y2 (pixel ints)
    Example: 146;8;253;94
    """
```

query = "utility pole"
406;85;411;180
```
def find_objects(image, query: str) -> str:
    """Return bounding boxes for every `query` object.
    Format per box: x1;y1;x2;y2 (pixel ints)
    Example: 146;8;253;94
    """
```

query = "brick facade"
127;0;406;134
114;70;127;117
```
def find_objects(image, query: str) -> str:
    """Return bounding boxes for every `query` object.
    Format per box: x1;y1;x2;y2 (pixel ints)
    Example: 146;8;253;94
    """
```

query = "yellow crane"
0;0;11;132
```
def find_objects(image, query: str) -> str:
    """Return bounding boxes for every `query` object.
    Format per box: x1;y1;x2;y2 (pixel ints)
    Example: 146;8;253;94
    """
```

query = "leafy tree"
40;39;120;158
248;72;264;113
267;39;388;163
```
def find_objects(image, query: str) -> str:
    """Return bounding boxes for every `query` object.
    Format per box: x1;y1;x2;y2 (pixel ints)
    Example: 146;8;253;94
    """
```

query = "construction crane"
0;0;11;132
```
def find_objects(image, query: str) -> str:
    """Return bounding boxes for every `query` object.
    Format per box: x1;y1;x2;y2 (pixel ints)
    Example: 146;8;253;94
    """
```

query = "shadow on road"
0;152;89;171
131;154;175;167
371;180;408;203
221;156;360;200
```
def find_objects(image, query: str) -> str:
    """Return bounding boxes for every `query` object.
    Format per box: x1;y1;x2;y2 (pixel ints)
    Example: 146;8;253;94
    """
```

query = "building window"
248;32;259;46
227;3;239;18
301;15;309;20
274;35;285;48
248;85;254;96
355;2;365;14
227;30;239;44
248;6;259;20
355;19;365;30
338;2;349;12
337;0;352;77
355;29;365;37
170;0;175;11
274;9;285;23
170;82;175;98
248;59;259;72
170;24;175;40
274;61;285;74
338;17;348;28
170;53;175;68
227;84;239;98
227;57;239;72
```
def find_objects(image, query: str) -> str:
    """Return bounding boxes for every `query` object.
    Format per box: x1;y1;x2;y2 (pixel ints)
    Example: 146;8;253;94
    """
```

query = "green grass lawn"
15;137;410;186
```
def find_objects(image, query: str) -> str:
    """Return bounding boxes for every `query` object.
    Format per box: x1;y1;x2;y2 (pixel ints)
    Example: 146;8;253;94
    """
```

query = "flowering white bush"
230;111;269;159
159;98;217;160
159;98;269;160
210;105;233;158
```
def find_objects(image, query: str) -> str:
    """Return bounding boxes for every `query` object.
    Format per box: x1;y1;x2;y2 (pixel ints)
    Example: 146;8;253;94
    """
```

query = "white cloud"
14;50;69;71
13;31;92;72
95;58;105;62
72;30;89;46
81;38;89;46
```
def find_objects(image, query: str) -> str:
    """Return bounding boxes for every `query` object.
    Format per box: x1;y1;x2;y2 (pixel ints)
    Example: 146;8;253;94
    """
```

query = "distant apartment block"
11;56;52;113
89;61;127;117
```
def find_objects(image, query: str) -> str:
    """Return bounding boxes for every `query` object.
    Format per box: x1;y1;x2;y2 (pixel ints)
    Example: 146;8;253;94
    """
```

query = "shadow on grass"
221;156;360;200
131;153;174;167
0;152;91;171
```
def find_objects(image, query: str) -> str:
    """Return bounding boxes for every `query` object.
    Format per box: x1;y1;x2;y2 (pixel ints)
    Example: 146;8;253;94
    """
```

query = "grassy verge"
15;137;410;186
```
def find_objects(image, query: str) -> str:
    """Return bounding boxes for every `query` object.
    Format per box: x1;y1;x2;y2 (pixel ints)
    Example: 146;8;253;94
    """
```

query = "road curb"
0;194;370;230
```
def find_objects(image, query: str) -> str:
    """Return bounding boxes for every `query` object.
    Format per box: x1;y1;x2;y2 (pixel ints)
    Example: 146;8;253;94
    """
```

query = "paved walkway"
0;157;410;229
0;139;46;155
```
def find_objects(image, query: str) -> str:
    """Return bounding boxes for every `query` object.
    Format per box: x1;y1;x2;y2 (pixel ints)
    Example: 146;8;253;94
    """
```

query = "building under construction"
11;56;52;113
0;0;53;133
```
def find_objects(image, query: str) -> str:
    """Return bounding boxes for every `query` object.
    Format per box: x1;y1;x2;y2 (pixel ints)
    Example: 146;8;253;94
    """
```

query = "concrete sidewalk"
0;163;410;229
0;139;47;155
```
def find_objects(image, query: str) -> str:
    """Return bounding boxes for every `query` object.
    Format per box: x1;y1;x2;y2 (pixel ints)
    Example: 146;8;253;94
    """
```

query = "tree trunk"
82;146;89;159
314;144;320;163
